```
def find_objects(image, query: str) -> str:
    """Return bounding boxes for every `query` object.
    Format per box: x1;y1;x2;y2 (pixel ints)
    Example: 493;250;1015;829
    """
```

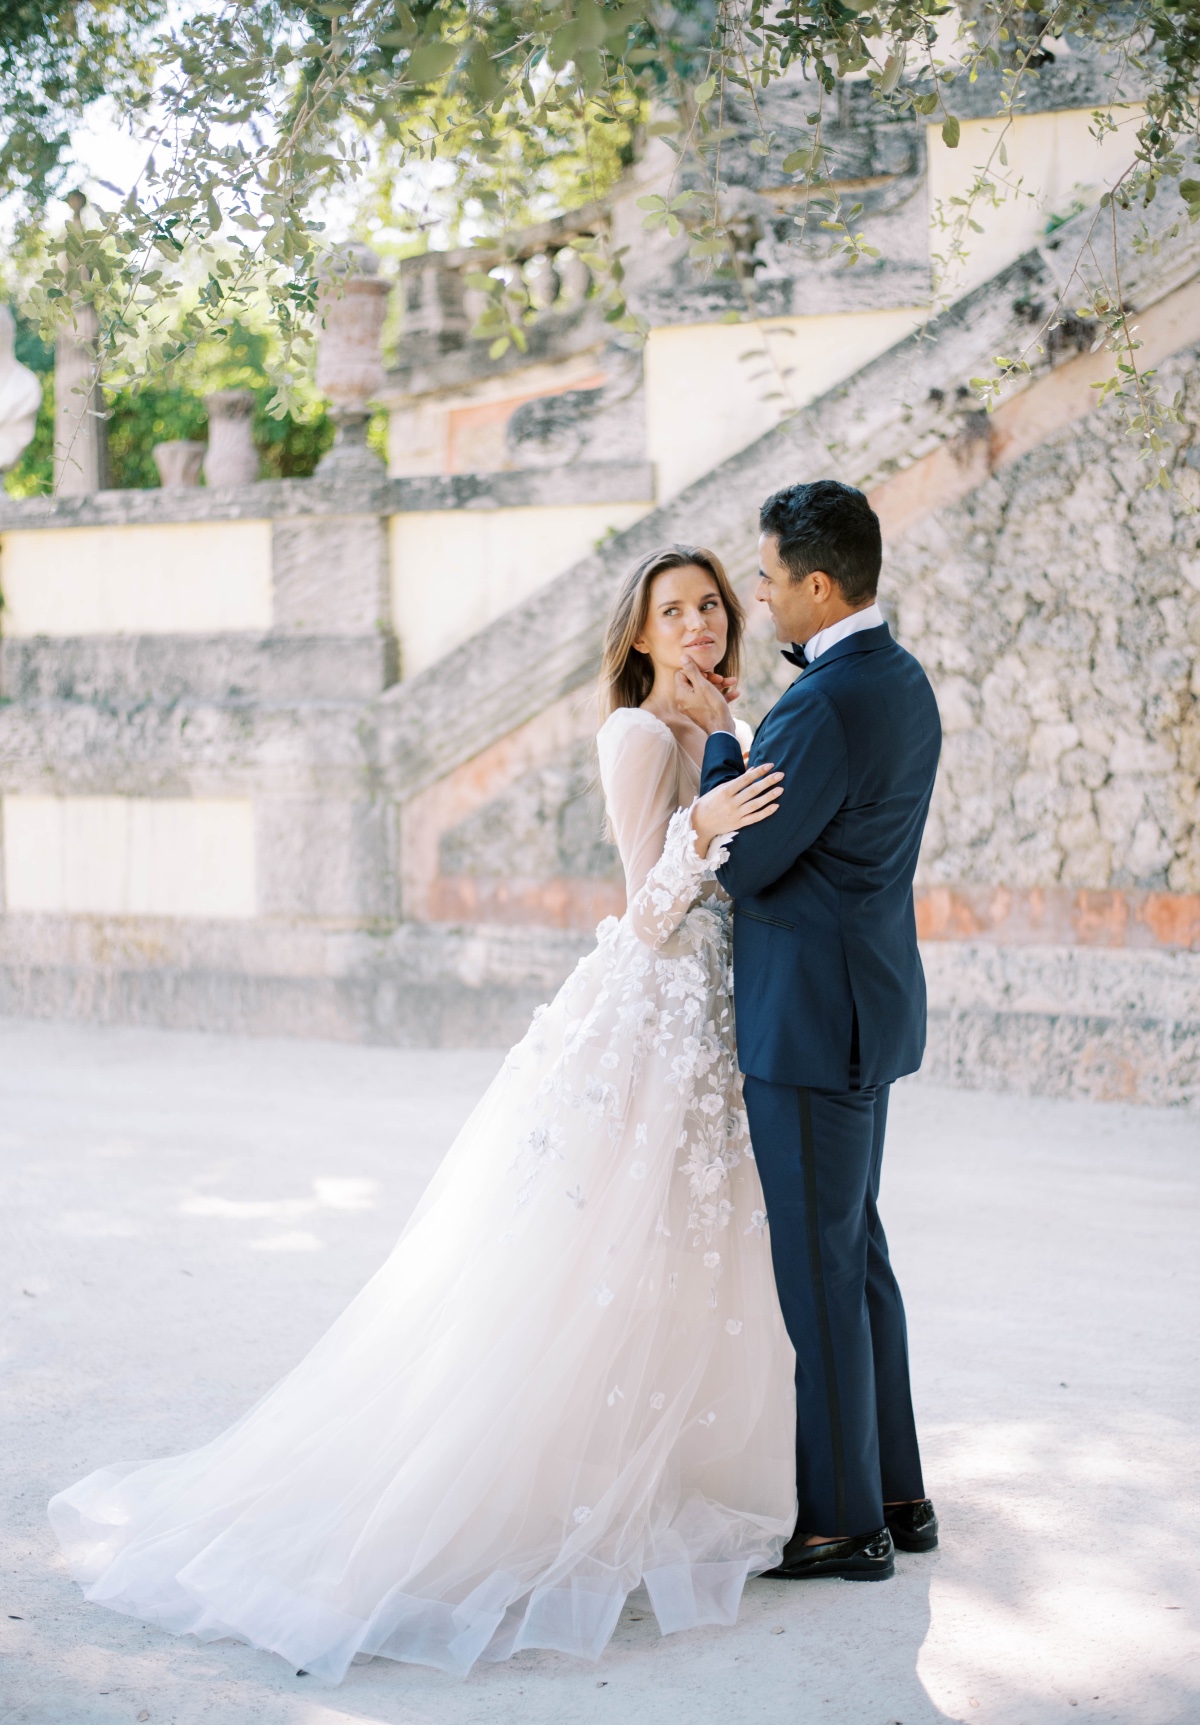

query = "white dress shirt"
801;600;884;664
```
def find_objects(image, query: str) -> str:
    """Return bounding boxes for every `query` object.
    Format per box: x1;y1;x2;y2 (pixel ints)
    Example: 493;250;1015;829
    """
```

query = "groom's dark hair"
759;480;882;604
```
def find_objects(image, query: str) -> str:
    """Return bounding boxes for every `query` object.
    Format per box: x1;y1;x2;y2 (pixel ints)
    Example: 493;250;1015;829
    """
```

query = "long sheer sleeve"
596;708;732;952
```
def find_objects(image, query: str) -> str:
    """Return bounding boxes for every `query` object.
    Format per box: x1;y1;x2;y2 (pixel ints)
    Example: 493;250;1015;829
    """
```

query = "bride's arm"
626;808;735;952
598;712;731;951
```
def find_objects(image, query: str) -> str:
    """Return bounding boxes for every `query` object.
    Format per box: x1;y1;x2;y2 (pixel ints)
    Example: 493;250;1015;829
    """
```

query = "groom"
678;480;942;1581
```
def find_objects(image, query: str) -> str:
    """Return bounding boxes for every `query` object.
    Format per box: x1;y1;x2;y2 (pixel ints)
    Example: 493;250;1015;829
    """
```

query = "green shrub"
4;314;341;495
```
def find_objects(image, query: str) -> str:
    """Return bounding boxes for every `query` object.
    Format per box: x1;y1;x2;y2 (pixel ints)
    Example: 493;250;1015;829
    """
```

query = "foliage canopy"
3;2;1200;479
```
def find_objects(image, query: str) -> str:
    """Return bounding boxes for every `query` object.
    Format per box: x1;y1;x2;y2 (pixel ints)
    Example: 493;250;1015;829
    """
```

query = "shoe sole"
889;1533;938;1553
764;1562;895;1582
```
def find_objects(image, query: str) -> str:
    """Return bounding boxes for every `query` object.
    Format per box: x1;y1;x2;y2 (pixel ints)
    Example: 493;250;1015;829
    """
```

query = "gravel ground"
1;1017;1197;1725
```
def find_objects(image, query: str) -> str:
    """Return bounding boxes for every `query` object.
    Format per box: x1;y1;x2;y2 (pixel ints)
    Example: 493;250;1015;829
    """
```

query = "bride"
49;544;797;1683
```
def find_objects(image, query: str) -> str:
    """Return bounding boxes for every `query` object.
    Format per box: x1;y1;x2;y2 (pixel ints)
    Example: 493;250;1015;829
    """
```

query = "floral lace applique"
626;807;733;954
500;792;759;1318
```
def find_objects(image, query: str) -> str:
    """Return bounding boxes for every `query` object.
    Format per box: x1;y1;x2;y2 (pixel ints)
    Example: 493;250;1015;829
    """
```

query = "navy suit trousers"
742;1077;924;1536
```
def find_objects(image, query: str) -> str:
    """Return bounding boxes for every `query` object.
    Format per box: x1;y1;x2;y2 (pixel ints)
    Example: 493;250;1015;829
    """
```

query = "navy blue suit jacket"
701;623;941;1089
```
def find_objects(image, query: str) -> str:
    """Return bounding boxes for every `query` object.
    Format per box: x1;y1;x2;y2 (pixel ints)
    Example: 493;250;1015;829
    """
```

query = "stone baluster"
203;390;259;487
316;242;391;477
555;246;591;306
525;253;559;311
462;275;493;333
53;191;109;496
402;257;468;355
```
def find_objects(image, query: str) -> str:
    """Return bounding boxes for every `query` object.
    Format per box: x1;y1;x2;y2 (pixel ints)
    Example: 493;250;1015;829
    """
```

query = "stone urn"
316;242;390;477
203;389;259;487
152;439;205;489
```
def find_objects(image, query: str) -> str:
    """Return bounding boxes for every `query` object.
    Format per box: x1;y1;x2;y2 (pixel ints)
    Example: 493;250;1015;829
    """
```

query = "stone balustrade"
393;205;610;402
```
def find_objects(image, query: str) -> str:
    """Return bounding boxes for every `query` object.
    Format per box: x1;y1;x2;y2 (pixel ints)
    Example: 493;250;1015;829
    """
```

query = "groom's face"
757;532;827;645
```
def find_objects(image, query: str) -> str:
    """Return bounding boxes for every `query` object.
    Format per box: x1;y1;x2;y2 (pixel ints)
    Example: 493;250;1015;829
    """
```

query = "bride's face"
633;564;729;679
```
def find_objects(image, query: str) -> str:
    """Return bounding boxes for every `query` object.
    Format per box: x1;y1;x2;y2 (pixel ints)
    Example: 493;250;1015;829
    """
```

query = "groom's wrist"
704;714;737;740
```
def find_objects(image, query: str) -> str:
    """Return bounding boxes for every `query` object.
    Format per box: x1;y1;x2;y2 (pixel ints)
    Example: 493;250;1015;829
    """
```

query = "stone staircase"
1;194;1198;1100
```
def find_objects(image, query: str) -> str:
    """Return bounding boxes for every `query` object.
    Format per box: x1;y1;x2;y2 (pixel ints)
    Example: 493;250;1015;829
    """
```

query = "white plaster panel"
0;520;273;636
926;106;1142;294
389;501;650;675
2;795;256;917
644;308;923;501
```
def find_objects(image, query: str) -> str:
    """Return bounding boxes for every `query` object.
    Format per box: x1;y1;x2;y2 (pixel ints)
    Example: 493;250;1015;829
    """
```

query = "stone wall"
896;352;1200;897
891;349;1200;1104
1;195;1197;1104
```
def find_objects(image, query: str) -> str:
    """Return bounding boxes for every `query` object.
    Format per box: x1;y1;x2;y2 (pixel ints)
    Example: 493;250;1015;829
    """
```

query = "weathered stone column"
261;249;397;936
53;191;109;496
269;242;396;719
316;243;390;478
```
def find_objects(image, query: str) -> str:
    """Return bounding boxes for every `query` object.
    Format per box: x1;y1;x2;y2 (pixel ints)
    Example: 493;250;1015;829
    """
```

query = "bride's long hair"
599;544;745;717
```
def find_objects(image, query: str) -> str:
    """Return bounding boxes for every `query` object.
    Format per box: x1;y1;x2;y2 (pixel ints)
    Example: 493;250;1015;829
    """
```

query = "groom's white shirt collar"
800;600;884;665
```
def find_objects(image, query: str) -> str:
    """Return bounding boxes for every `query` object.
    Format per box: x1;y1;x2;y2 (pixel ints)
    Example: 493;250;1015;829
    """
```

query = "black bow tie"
781;644;809;669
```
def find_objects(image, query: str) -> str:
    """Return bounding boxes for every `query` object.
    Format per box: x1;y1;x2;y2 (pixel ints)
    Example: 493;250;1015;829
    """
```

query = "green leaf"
406;40;458;82
488;336;510;358
942;115;960;149
694;76;716;103
1180;179;1200;204
467;43;501;104
879;54;902;95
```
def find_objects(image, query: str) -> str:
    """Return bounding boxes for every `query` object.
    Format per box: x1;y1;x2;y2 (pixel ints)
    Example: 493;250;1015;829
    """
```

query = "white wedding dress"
49;705;796;1683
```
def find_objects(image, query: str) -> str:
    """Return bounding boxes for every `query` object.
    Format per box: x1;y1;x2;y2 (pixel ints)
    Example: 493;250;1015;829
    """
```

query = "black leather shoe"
762;1525;894;1581
884;1498;939;1552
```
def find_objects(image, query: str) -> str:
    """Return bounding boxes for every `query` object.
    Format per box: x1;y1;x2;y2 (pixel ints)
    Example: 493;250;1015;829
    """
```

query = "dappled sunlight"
918;1414;1200;1721
85;1140;139;1160
249;1231;324;1254
311;1178;380;1211
54;1211;140;1240
178;1178;381;1249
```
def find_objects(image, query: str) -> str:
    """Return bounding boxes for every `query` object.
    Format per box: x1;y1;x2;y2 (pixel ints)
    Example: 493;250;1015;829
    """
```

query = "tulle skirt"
50;904;796;1681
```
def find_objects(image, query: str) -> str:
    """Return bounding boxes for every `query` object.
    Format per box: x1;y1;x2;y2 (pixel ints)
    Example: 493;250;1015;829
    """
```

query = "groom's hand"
675;655;737;735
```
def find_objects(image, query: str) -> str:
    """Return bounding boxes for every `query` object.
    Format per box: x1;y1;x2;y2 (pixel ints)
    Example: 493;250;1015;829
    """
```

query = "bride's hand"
704;669;741;705
691;764;783;854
